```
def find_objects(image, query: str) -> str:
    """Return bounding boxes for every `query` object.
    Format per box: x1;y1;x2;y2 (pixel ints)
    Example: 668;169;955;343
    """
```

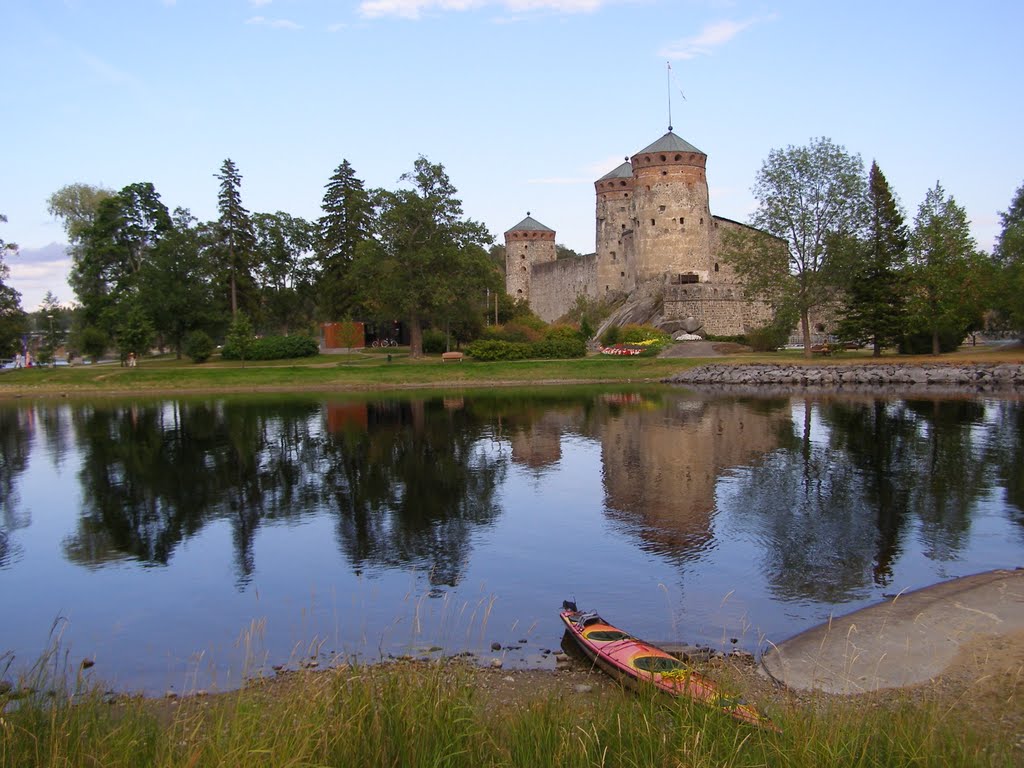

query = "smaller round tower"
595;158;636;295
504;213;556;302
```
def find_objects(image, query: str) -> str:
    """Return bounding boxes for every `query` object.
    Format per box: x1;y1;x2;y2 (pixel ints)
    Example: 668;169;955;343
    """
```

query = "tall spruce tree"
317;159;371;319
214;159;256;317
907;182;980;355
835;161;909;356
993;182;1024;334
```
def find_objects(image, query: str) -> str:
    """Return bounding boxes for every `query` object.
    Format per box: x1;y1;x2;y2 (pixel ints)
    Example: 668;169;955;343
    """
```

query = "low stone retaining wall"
665;363;1024;393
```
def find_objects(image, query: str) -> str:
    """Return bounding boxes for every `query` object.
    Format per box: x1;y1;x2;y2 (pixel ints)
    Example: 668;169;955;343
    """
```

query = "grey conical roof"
597;161;634;182
505;214;554;234
635;130;704;156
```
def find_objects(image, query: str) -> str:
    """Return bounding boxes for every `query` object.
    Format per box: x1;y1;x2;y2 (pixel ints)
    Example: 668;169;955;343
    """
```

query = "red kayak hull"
559;605;775;730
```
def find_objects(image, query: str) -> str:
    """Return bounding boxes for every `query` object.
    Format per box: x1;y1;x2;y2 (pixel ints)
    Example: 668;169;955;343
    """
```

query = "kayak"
559;601;776;729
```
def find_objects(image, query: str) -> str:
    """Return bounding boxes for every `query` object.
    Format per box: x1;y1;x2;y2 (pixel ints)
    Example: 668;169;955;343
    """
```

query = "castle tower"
595;159;636;296
504;214;556;302
630;131;714;282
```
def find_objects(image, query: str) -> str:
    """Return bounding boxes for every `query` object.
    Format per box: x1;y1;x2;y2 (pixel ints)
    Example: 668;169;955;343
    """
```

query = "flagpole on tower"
666;61;673;132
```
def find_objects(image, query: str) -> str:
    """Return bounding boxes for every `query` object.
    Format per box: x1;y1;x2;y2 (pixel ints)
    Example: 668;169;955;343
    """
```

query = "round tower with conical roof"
595;158;636;295
504;214;556;302
630;130;714;281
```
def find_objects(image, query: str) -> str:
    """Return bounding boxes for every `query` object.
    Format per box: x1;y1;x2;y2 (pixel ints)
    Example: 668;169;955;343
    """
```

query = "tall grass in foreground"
1;661;1014;767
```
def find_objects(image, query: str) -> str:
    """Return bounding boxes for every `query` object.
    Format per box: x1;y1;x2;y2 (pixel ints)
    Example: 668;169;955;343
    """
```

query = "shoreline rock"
664;363;1024;394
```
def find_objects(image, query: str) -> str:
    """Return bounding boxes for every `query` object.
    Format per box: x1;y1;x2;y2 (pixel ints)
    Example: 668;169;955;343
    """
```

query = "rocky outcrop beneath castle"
665;363;1024;395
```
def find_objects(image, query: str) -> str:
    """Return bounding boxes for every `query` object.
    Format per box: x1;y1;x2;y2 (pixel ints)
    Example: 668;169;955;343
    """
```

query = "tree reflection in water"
726;397;1022;603
63;398;506;589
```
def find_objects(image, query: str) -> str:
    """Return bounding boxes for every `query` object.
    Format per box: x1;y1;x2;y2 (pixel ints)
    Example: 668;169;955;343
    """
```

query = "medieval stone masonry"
504;129;773;336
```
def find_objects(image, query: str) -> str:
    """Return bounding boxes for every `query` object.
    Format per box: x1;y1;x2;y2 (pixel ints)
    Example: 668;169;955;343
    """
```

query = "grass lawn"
1;343;1021;398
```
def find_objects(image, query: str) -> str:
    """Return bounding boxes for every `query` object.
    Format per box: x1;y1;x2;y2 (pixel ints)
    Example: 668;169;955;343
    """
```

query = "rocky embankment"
665;363;1024;394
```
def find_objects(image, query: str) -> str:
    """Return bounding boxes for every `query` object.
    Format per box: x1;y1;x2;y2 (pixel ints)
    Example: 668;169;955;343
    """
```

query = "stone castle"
504;128;774;336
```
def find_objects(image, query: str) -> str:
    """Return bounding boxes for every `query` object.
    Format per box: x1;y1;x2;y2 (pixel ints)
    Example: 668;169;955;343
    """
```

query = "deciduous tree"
69;183;172;334
350;157;495;358
0;214;26;357
252;211;317;334
725;137;868;356
47;183;114;247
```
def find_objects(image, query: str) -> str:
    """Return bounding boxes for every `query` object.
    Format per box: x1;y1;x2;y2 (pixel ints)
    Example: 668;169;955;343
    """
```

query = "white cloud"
358;0;612;21
245;16;303;29
660;15;774;60
7;244;73;310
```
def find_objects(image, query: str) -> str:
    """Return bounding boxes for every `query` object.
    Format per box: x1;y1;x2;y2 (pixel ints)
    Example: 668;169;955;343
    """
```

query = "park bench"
441;351;464;363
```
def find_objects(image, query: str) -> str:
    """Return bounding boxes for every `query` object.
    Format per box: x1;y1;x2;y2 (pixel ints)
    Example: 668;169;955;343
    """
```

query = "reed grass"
2;657;1015;767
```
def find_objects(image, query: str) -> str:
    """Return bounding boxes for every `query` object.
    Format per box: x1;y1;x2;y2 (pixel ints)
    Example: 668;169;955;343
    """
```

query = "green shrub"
531;337;586;358
184;330;215;363
77;326;108;362
223;334;319;361
744;320;791;352
500;321;544;344
544;323;582;341
704;334;747;345
600;325;622;346
618;324;663;343
422;329;447;354
465;340;532;361
899;327;965;355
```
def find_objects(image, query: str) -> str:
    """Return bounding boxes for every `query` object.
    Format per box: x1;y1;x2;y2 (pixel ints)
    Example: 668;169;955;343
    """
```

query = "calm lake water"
1;388;1022;694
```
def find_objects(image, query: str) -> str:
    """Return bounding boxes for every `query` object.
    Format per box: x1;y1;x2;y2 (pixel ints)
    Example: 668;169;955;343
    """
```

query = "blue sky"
3;0;1022;309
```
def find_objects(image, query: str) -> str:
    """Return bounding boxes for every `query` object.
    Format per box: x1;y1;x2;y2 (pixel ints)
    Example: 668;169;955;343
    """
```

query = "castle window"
624;192;629;198
621;224;626;230
714;262;719;272
699;217;703;225
661;171;667;176
521;266;527;272
619;180;626;186
680;218;684;226
646;185;651;191
659;205;666;212
651;219;656;226
644;156;651;163
611;251;616;260
620;271;625;277
659;155;666;162
674;154;682;161
619;206;626;212
517;289;523;295
605;285;610;291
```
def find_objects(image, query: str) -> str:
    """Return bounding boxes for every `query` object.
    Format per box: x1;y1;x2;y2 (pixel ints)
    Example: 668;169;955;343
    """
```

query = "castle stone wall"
529;254;598;322
663;282;773;336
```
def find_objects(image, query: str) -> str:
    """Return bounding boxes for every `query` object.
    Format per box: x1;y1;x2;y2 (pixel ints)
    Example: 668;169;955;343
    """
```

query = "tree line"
0;155;502;362
724;137;1024;357
1;139;1022;363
